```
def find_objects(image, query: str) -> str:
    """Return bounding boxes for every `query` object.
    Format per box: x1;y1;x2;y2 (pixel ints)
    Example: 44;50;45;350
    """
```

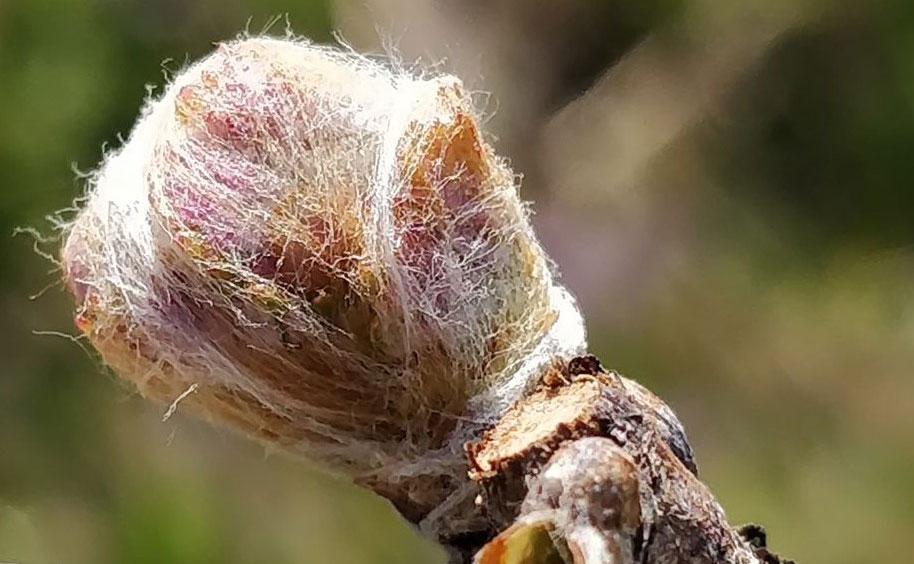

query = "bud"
62;36;585;517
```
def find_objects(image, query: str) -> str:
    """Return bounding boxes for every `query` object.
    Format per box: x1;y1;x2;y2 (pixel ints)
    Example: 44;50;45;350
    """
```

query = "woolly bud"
62;37;585;516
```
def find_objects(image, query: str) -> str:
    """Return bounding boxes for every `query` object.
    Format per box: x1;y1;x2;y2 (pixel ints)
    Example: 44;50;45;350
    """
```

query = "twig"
431;356;795;564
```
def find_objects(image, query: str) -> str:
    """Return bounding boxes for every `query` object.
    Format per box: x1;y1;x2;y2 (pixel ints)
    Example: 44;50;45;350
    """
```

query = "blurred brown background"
2;1;913;563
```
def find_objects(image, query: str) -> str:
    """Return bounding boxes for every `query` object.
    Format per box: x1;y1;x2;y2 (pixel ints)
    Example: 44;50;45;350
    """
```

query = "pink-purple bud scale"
62;36;586;518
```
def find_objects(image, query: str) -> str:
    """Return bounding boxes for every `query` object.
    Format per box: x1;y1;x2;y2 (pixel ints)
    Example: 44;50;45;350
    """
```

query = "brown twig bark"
438;356;795;564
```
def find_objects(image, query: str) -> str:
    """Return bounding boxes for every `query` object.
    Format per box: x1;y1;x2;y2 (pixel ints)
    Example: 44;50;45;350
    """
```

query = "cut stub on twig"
466;357;786;564
474;437;642;564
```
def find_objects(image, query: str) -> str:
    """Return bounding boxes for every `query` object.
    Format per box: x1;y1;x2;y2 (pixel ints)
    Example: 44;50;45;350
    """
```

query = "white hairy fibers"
62;36;586;515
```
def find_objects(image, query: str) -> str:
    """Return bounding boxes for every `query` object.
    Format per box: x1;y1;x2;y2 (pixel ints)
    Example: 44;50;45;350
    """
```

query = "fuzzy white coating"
62;36;587;504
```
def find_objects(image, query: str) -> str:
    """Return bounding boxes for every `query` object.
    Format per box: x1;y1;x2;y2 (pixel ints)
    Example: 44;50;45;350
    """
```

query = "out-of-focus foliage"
1;1;912;563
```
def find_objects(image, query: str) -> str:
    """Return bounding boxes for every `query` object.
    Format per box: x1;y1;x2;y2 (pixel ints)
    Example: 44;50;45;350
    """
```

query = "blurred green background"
2;0;913;563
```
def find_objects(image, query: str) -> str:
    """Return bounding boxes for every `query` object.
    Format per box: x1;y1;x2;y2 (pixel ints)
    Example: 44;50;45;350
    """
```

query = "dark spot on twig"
739;523;797;564
568;354;604;377
738;523;767;549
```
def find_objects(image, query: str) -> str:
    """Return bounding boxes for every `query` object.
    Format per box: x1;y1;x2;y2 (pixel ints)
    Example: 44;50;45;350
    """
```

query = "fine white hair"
63;35;586;514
